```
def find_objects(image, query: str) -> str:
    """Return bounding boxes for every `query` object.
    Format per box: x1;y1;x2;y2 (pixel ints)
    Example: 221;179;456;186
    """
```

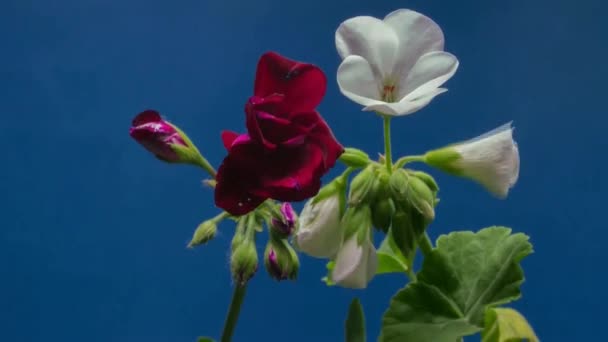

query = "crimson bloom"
215;52;344;215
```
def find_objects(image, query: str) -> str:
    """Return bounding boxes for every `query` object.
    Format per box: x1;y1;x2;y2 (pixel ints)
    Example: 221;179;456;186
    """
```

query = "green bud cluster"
343;162;440;259
387;169;439;258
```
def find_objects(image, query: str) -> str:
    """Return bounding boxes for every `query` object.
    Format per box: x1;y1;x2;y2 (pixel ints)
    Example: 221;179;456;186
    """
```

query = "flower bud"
341;205;372;239
405;175;436;221
424;122;519;198
230;239;258;285
295;194;343;259
371;197;395;233
331;226;377;289
390;210;417;259
339;147;371;168
270;202;297;238
389;168;410;203
187;220;217;248
130;110;205;166
264;239;299;281
369;169;394;232
313;176;346;204
348;165;377;206
408;170;439;194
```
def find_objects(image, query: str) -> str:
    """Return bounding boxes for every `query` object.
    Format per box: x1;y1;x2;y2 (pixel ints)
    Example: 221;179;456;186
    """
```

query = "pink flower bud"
129;110;187;162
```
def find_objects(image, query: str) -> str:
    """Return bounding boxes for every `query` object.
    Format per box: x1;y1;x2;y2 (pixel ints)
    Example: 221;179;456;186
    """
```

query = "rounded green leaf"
482;307;539;342
380;227;533;342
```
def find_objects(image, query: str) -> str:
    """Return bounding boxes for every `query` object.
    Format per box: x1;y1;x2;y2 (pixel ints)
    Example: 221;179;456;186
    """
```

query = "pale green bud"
348;165;377;206
313;176;346;204
230;239;258;285
406;175;436;221
390;210;417;260
187;220;217;248
371;197;395;234
408;170;439;194
339;147;371;168
389;168;410;203
341;205;372;240
368;169;394;232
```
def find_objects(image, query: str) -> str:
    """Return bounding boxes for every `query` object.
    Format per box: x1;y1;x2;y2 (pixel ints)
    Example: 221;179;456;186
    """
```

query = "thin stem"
383;115;392;173
406;247;417;282
196;154;217;179
212;211;230;223
393;155;426;169
418;232;434;257
406;265;417;282
220;284;247;342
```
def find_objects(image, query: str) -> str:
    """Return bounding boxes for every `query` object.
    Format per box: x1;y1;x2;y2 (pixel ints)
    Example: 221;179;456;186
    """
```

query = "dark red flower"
215;52;344;215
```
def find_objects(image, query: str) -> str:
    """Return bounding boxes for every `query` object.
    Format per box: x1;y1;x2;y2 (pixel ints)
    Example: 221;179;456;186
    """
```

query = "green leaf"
376;233;408;275
345;298;366;342
381;227;533;342
482;307;539;342
196;337;215;342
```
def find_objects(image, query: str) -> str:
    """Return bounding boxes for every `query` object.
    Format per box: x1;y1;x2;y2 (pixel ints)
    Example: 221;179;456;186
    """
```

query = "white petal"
453;123;520;198
365;243;378;281
336;16;399;79
332;236;376;289
295;197;343;259
363;88;447;116
399;51;459;100
337;55;386;107
384;9;446;82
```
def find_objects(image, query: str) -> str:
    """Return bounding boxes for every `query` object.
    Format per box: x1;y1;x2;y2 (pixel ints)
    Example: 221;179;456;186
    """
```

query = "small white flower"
295;196;343;259
426;122;520;198
332;234;377;289
336;9;459;116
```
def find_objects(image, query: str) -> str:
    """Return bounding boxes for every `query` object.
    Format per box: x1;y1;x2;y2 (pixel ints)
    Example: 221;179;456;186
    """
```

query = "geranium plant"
130;8;538;342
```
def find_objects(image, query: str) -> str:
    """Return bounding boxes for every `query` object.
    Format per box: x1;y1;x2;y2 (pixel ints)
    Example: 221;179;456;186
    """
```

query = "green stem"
212;211;230;223
406;265;417;282
418;232;434;257
393;155;426;169
220;284;247;342
196;154;217;179
383;115;392;173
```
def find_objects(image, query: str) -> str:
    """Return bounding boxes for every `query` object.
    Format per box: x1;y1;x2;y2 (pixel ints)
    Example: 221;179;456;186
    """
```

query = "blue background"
1;0;605;341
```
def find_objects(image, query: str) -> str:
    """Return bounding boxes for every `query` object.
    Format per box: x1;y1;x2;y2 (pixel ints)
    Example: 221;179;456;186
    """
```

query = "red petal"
132;110;162;126
308;112;344;170
254;143;324;201
214;141;268;215
253;52;327;113
221;130;240;151
246;106;308;148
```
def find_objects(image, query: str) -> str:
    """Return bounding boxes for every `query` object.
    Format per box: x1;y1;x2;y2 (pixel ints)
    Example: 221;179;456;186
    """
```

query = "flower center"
381;81;398;103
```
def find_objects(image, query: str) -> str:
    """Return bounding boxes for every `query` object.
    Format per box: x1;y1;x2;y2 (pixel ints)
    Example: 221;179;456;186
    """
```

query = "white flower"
295;196;343;259
426;122;520;198
332;234;377;289
336;9;459;116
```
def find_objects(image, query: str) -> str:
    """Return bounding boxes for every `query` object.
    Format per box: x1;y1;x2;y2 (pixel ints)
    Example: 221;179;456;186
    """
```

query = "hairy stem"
383;115;393;173
196;154;217;179
393;155;426;169
418;232;434;257
220;284;247;342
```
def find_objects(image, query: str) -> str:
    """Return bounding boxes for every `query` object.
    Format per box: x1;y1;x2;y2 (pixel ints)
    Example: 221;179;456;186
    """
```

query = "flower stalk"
383;115;393;173
220;284;247;342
